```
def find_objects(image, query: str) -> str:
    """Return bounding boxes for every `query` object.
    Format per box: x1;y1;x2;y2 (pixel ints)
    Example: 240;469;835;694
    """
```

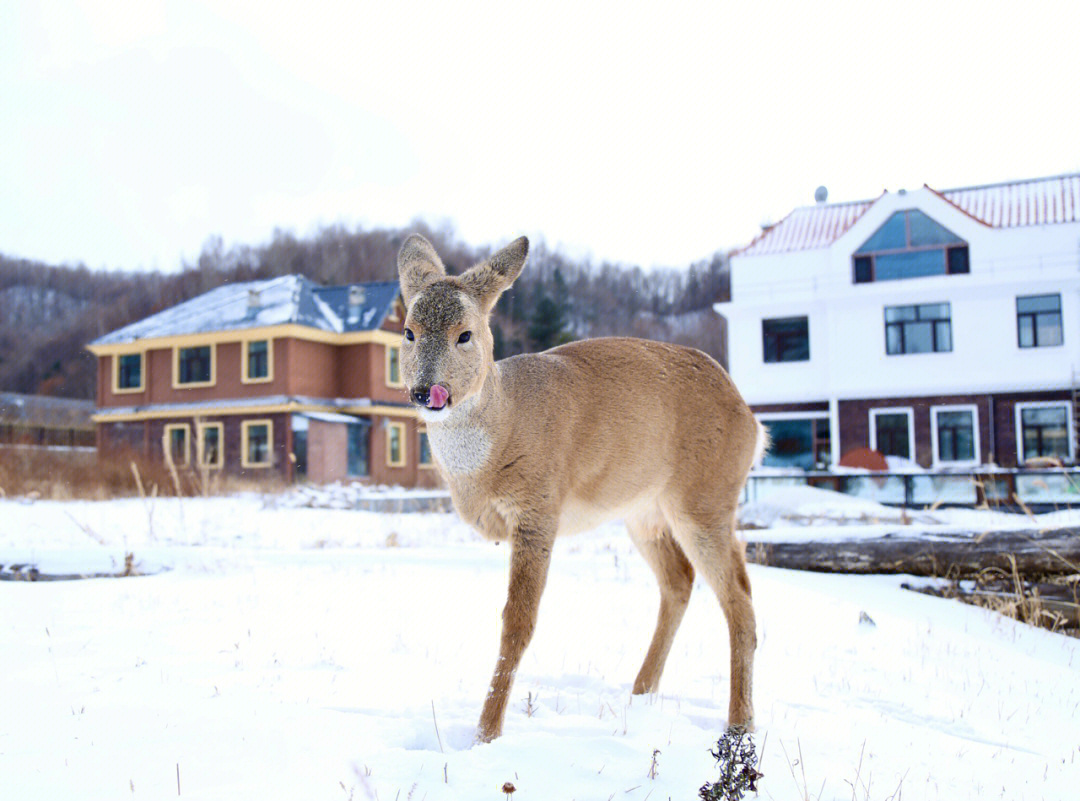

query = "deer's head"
396;234;528;420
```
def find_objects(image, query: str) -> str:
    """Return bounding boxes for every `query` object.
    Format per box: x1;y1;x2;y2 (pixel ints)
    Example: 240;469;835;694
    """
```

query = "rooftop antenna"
814;185;828;204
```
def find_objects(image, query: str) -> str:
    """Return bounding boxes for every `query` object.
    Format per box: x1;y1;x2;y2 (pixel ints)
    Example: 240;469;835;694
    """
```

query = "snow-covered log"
744;527;1080;576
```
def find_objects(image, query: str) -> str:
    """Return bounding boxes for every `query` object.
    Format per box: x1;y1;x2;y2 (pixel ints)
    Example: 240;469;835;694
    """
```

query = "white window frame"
1014;400;1075;464
869;407;915;462
930;404;980;468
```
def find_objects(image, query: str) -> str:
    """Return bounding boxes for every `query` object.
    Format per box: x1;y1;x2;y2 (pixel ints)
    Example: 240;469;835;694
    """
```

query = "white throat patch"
423;394;492;475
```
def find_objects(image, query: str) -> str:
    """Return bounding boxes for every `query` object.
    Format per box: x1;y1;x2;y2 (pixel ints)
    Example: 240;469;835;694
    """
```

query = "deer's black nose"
411;387;430;406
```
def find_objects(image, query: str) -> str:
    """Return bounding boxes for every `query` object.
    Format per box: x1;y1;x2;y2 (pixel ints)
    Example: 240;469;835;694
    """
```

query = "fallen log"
743;527;1080;577
902;582;1080;627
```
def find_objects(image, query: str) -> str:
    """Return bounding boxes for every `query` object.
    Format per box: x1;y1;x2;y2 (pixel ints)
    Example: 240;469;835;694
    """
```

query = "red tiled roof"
738;198;876;256
738;172;1080;256
935;173;1080;228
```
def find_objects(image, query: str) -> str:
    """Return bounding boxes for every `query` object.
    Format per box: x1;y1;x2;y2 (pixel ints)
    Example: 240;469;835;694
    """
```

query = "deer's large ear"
460;236;529;313
397;234;447;306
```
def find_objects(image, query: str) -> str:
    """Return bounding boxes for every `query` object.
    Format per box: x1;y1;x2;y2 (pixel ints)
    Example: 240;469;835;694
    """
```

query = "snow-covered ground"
2;487;1078;800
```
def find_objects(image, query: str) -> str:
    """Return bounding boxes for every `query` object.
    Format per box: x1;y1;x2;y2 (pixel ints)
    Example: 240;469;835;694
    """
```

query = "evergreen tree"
527;293;567;351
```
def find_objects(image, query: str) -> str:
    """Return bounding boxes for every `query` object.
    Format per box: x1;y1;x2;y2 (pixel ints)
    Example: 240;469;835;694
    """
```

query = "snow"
312;292;345;333
2;487;1078;800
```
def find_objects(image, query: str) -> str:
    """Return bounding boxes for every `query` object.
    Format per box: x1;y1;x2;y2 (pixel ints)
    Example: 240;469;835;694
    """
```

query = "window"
386;345;402;387
853;209;969;283
291;415;308;479
932;405;979;465
175;345;214;387
347;420;370;476
243;339;272;382
1016;403;1073;464
419;429;433;467
241;420;273;468
885;303;951;354
196;422;223;469
762;317;809;363
1017;294;1062;348
386;421;406;467
114;353;144;393
869;408;914;460
163;423;190;466
759;415;830;470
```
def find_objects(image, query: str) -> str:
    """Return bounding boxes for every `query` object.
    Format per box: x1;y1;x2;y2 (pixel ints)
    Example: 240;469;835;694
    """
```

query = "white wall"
718;188;1080;406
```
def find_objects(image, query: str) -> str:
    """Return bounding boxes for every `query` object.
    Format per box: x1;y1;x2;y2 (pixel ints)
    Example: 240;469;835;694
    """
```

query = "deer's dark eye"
457;331;472;344
404;328;415;342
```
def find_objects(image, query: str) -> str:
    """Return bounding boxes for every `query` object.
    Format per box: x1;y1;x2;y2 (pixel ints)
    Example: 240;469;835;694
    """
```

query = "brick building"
87;275;439;487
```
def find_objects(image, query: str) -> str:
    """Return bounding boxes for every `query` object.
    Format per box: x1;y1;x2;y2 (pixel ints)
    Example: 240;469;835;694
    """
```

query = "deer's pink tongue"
428;384;449;409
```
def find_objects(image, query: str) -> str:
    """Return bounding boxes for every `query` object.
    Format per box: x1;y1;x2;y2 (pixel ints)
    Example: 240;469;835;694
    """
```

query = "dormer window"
853;209;969;283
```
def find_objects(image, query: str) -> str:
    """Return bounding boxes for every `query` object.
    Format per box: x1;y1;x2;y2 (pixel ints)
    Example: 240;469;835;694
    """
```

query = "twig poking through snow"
431;700;443;754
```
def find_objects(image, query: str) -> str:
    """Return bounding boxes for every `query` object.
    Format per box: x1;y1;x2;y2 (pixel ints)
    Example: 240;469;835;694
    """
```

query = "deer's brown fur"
397;234;764;742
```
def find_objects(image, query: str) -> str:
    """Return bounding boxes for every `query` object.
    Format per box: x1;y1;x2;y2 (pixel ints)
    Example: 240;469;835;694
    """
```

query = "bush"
699;726;763;801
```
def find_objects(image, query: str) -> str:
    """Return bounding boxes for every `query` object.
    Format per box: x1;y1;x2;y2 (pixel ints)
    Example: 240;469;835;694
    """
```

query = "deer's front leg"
477;531;553;742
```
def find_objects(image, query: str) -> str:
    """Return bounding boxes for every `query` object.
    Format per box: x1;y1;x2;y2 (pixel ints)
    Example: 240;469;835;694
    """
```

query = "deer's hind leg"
662;496;756;729
627;508;696;695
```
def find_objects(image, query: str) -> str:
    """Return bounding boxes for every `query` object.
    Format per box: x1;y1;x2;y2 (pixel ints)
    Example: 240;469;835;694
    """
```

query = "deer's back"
493;338;758;532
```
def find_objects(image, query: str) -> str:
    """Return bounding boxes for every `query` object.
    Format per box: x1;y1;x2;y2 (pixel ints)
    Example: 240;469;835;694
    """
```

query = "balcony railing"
743;468;1080;511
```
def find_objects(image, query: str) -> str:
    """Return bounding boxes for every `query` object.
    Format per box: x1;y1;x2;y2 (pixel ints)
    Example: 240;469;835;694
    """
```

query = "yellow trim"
111;352;145;394
93;402;417;423
241;337;274;384
385;344;403;388
87;325;401;356
163;423;191;466
241;419;273;468
172;344;217;389
195;421;224;469
386;421;407;468
418;428;435;469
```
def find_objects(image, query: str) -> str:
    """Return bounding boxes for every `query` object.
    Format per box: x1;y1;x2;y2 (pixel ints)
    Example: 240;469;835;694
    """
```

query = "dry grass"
913;559;1080;639
0;445;281;500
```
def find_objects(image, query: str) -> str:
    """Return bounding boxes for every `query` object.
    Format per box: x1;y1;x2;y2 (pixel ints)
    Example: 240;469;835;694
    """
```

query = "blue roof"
90;276;400;345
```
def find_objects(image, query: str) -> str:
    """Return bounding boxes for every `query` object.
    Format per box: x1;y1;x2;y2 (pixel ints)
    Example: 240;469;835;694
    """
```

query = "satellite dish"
814;186;828;203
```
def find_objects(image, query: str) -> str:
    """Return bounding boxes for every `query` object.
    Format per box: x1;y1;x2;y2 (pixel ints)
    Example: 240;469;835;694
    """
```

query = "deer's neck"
425;369;504;476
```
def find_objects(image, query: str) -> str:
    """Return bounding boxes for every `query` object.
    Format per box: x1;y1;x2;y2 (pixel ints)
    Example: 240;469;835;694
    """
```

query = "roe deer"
397;234;765;743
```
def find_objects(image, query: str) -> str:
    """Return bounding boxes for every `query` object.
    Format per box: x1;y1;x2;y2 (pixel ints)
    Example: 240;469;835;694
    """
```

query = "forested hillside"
0;223;730;399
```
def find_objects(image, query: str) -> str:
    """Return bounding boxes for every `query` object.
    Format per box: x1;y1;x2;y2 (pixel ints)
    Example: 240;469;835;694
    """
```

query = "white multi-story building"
716;173;1080;470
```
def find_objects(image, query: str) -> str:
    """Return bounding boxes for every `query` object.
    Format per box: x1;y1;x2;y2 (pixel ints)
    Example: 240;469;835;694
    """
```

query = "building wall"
720;186;1080;466
97;339;293;407
721;189;1080;408
97;420;147;454
298;414;441;488
284;339;339;397
100;413;292;481
96;338;412;408
338;343;407;405
837;394;993;468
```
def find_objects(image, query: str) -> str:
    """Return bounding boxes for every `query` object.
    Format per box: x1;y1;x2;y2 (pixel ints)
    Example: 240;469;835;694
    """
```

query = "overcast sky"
3;0;1079;272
